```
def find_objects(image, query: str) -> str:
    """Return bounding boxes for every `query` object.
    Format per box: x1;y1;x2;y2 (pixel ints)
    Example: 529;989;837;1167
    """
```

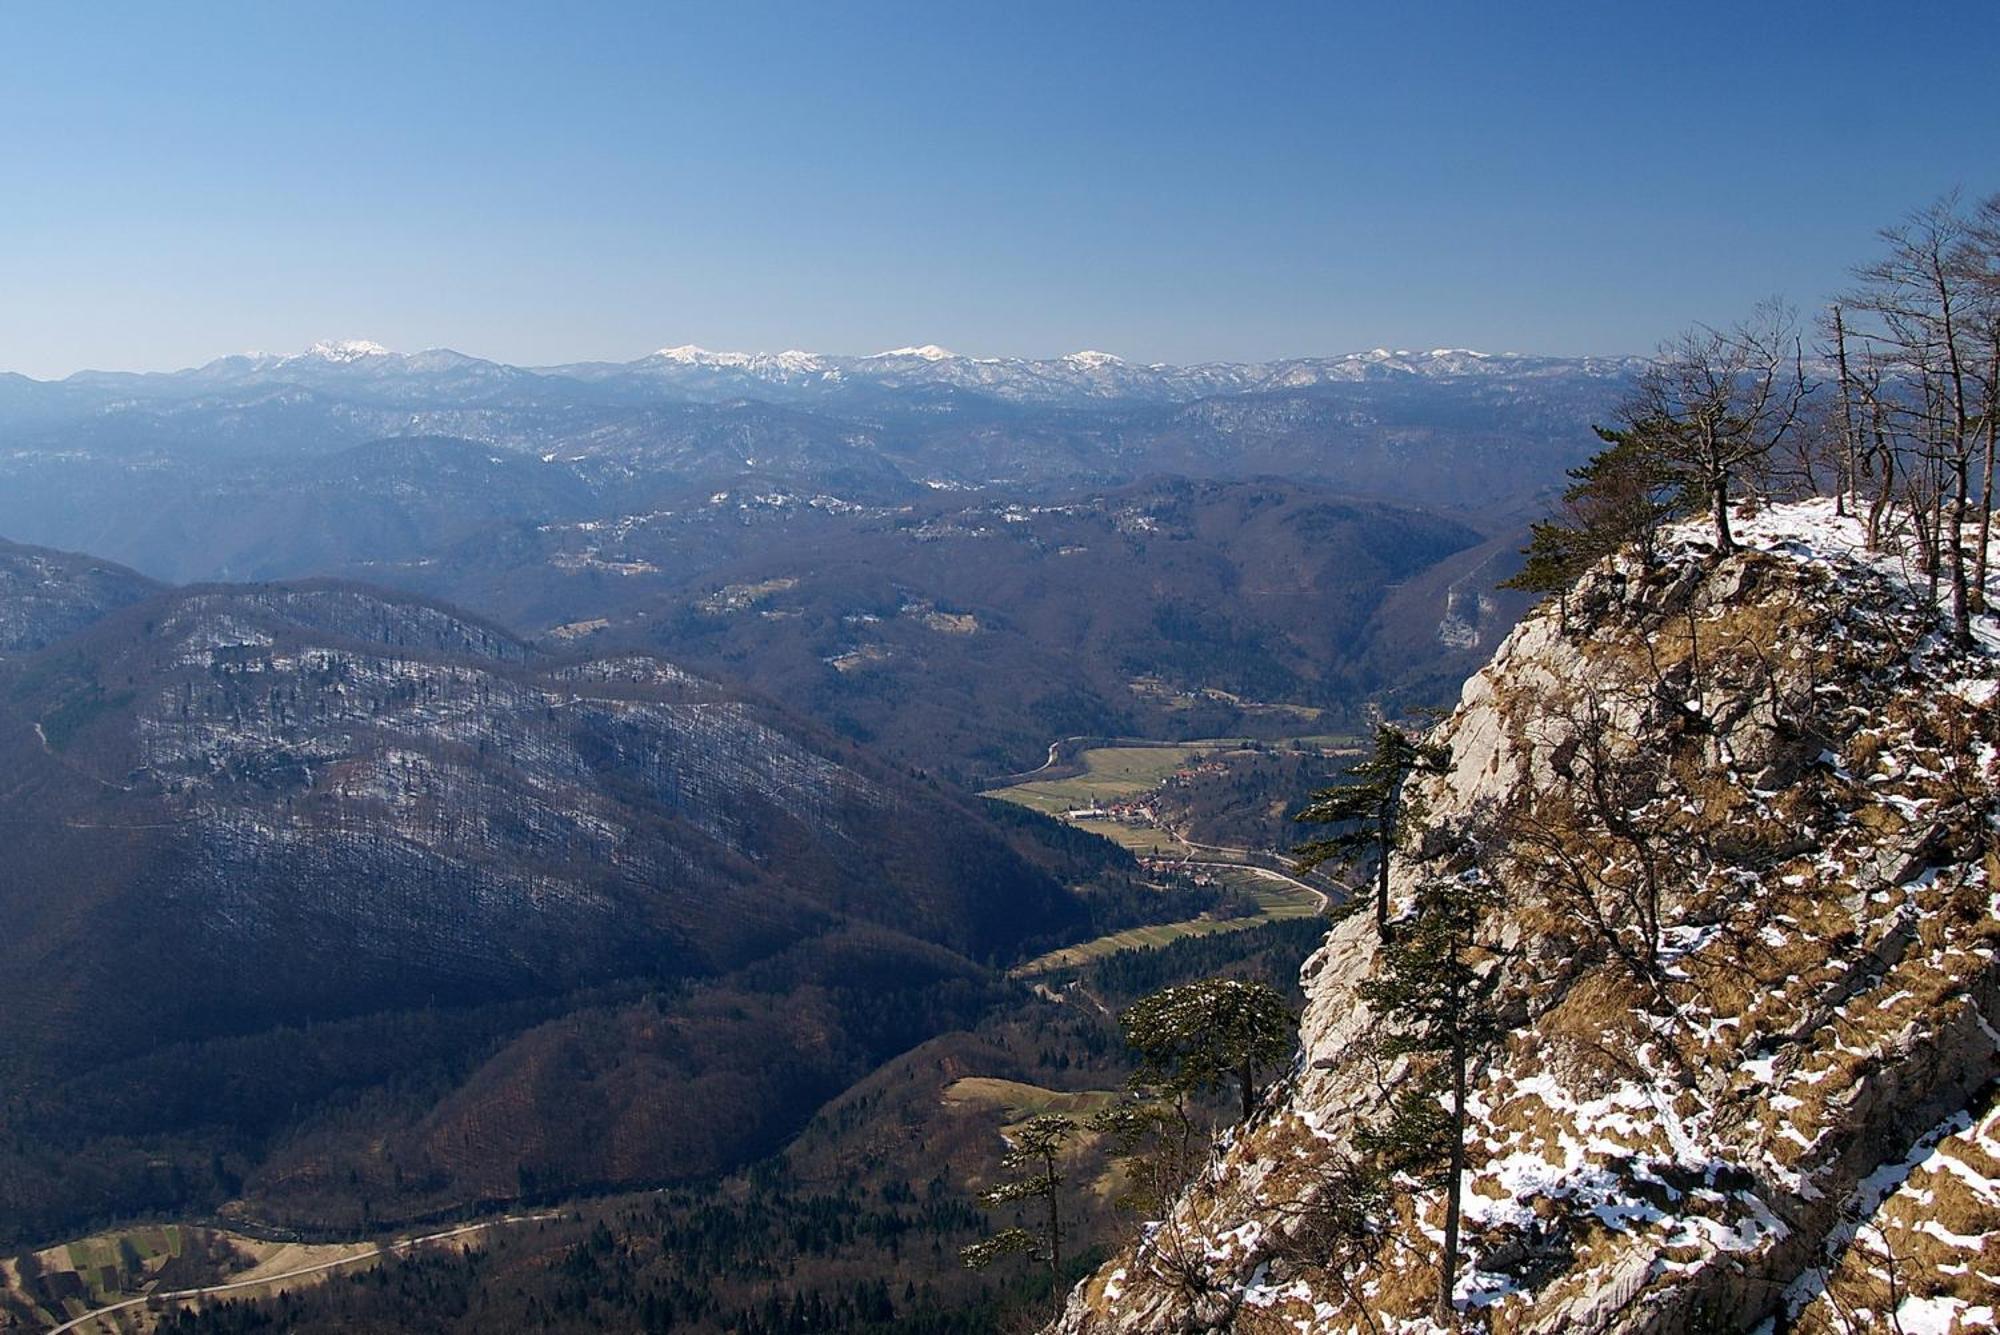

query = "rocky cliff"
1053;499;2000;1334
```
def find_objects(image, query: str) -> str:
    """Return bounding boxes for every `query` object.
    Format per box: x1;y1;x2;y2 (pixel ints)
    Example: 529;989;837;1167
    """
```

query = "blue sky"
3;1;1995;377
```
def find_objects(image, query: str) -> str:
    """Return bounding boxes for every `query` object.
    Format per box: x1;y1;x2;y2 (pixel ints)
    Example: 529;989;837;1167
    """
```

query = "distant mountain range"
0;339;1638;566
0;337;1634;779
4;340;1645;414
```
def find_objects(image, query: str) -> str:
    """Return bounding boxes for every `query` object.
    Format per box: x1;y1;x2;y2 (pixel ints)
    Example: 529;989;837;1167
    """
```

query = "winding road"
1173;856;1332;911
42;1213;559;1334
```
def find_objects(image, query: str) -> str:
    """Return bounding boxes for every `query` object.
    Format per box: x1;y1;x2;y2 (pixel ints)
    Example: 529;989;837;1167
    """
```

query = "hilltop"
1053;499;2000;1333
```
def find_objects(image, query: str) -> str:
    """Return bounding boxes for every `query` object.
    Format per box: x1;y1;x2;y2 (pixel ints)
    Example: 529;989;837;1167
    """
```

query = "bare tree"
1827;303;1863;516
1089;1094;1222;1301
1505;680;1678;1005
1264;1155;1390;1335
1618;303;1813;554
1844;193;1997;648
1968;193;2000;609
1839;340;1905;551
1774;384;1849;503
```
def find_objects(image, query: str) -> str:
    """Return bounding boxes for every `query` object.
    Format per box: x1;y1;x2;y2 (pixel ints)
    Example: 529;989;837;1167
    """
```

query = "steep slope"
0;571;1081;1243
1053;500;2000;1333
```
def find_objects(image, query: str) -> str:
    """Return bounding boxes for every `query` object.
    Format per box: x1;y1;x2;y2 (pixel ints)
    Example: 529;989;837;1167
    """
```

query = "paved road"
43;1213;560;1334
1151;827;1346;910
1174;857;1333;911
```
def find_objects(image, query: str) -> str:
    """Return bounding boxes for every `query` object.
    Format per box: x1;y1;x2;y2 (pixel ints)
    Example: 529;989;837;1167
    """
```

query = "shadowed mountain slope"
0;563;1085;1245
0;539;158;655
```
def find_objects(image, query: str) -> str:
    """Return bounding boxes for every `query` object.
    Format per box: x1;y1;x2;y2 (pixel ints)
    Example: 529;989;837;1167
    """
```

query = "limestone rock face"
1051;501;2000;1334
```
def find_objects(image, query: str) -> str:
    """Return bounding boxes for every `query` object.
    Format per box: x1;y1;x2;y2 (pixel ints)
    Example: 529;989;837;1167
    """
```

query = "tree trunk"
1950;457;1974;649
1045;1149;1062;1277
1930;480;1944;602
1711;473;1735;552
1438;1027;1468;1324
1975;335;1998;613
1375;812;1393;938
1833;305;1858;518
1240;1053;1255;1125
1868;405;1895;551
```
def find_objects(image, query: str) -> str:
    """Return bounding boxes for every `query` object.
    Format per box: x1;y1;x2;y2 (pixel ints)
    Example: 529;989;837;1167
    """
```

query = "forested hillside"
0;560;1100;1249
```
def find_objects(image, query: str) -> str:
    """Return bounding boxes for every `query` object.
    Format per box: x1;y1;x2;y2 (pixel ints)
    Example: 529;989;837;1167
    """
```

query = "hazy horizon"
5;2;1997;379
15;336;1648;382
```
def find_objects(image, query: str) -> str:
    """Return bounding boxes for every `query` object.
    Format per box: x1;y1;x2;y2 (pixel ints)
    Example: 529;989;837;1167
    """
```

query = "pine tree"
1294;723;1449;937
1358;870;1503;1323
959;1113;1077;1278
1500;425;1691;625
1499;517;1592;626
1118;977;1296;1124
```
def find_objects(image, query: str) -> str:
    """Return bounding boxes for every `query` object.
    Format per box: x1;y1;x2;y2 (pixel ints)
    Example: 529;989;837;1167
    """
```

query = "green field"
1067;818;1187;856
982;741;1248;816
1011;875;1321;977
984;735;1357;858
988;738;1334;976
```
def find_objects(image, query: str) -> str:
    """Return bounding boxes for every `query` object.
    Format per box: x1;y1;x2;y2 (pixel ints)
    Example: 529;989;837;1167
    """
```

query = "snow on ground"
1713;496;2000;658
1792;1097;2000;1333
1056;498;2000;1335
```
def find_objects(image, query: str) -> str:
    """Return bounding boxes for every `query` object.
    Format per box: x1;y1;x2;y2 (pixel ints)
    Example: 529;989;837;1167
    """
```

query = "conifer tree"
959;1113;1077;1277
1500;518;1592;627
1501;424;1691;624
1294;723;1449;936
1358;869;1503;1323
1118;977;1296;1125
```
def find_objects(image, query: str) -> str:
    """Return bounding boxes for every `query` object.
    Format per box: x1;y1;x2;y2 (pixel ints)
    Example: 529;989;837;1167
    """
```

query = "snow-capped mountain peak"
647;345;831;375
769;349;829;372
870;345;957;361
651;344;754;367
33;339;1643;412
298;339;391;363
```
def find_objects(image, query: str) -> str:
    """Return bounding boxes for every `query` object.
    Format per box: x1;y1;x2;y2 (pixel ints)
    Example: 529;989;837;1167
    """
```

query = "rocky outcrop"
1053;500;2000;1333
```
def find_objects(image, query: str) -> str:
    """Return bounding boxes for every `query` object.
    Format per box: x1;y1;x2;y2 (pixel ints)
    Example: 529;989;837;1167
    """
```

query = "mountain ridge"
18;342;1647;412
